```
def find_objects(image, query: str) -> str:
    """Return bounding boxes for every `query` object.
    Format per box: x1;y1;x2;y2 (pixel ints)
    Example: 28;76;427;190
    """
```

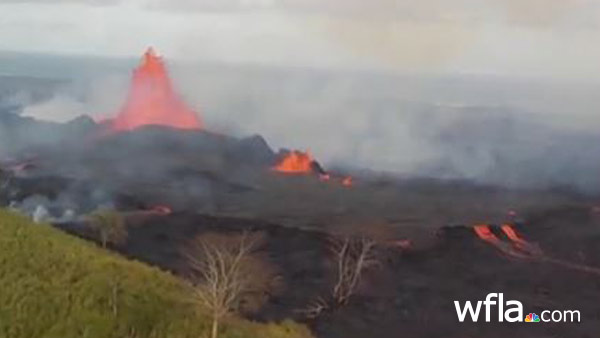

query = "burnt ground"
4;123;600;337
57;204;600;338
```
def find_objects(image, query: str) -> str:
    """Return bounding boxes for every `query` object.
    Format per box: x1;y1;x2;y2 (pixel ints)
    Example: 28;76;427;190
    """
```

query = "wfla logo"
454;293;581;323
525;313;540;323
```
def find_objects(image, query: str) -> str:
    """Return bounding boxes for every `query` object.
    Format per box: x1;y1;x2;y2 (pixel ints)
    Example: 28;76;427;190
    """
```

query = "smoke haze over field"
2;53;600;192
1;0;600;191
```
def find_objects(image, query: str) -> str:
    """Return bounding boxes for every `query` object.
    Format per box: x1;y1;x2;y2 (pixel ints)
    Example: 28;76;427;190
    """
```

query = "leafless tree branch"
185;232;271;338
331;236;378;306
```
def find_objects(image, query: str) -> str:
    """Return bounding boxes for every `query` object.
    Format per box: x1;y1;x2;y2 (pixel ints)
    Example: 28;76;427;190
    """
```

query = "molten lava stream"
319;173;331;181
501;224;526;245
111;47;203;132
473;224;500;244
151;205;172;216
272;150;314;174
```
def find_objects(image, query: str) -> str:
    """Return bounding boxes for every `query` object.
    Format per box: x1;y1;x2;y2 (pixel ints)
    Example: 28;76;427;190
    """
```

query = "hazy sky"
1;0;600;79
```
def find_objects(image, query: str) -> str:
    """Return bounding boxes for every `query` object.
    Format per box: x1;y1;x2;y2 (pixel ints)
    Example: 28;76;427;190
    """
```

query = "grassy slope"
0;210;312;338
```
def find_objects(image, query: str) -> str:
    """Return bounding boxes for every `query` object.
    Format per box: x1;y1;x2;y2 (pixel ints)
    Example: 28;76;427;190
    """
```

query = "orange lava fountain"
111;47;203;132
273;150;314;174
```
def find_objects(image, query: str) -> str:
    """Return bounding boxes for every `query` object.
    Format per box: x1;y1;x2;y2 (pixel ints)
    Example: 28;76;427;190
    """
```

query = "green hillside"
0;210;312;338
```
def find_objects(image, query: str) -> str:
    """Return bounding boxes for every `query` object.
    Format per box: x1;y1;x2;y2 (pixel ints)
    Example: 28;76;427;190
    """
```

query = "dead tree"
86;209;127;248
298;235;379;319
331;236;378;306
185;232;271;338
297;297;329;319
299;222;390;318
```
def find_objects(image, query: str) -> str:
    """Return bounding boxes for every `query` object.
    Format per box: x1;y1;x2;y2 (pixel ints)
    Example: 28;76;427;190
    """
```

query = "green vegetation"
0;210;312;338
86;209;127;248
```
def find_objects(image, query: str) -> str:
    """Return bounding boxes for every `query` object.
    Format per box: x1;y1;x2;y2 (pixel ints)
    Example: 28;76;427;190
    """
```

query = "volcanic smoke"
111;48;203;132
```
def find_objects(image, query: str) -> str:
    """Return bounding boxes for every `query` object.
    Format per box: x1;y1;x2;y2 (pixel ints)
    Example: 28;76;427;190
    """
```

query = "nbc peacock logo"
525;313;540;323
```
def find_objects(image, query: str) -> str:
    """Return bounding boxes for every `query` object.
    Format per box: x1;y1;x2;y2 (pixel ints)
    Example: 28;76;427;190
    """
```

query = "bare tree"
297;235;379;319
328;222;393;307
298;223;389;318
86;209;127;248
331;236;378;306
185;232;272;338
297;296;329;319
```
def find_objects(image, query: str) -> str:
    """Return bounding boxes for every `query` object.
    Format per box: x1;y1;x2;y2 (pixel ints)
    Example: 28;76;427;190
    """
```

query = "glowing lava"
473;224;500;244
319;173;331;181
111;47;203;132
501;224;526;246
151;205;173;215
273;150;314;174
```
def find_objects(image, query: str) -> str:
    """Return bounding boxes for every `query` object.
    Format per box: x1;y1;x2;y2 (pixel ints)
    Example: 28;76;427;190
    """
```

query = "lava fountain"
273;150;314;174
111;47;203;132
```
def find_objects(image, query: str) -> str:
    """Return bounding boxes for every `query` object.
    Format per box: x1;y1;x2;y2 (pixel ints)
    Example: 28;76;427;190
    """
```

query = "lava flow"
273;150;314;174
473;224;500;244
111;47;203;132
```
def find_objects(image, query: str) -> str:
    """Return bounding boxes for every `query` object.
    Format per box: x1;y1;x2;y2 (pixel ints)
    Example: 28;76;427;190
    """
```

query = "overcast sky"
1;0;600;79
